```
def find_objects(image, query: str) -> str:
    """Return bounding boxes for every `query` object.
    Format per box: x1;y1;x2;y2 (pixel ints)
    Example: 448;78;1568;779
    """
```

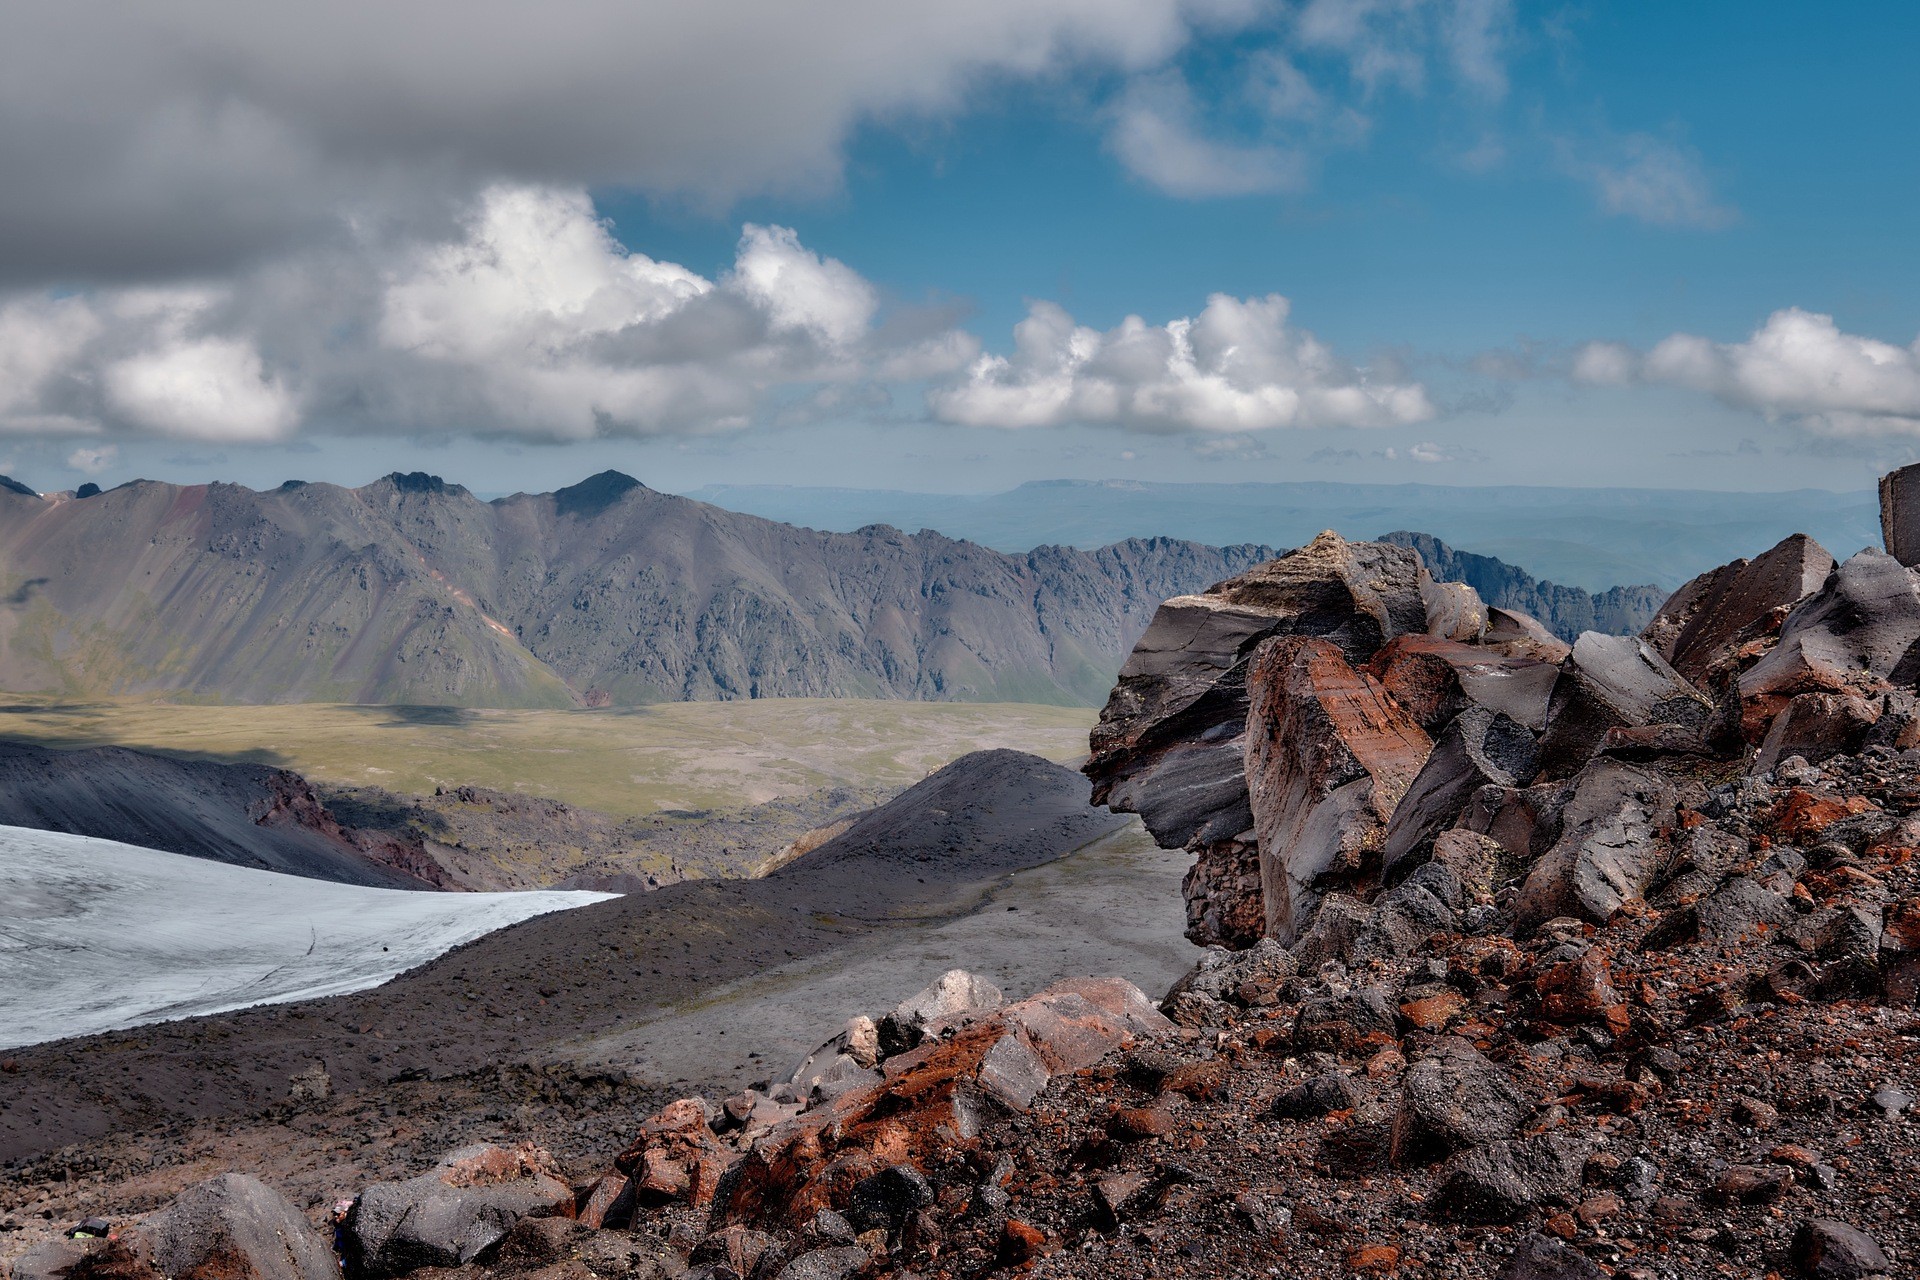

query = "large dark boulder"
1535;633;1712;779
104;1174;338;1280
1642;533;1834;684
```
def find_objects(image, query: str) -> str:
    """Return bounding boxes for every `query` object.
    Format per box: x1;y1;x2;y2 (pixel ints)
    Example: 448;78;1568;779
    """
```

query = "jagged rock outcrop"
89;1174;339;1280
1089;468;1920;959
1086;531;1430;946
0;471;1275;707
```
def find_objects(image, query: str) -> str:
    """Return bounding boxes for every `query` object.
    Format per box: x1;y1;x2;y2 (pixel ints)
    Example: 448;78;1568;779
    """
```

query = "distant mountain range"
685;479;1880;592
1378;531;1666;640
0;471;1279;707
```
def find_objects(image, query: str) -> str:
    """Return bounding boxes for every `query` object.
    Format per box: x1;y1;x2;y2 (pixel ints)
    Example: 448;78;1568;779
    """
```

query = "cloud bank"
0;186;978;443
1571;309;1920;436
930;294;1435;432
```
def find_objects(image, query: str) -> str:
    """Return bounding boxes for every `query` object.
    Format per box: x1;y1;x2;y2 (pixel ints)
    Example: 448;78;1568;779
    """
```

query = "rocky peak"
553;470;646;519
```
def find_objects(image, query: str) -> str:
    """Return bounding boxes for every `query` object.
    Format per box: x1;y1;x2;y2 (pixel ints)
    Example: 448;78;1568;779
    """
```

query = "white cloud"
0;185;976;443
66;444;117;475
1109;76;1308;197
1568;309;1920;436
1569;340;1638;386
1572;133;1734;229
929;292;1434;431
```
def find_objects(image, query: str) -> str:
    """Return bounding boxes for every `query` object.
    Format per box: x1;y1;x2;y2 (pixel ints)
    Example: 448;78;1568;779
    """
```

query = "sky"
0;0;1917;498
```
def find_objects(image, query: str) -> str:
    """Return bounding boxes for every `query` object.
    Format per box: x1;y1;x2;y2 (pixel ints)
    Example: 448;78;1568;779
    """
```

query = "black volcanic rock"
1380;530;1664;642
0;475;1275;707
0;474;36;497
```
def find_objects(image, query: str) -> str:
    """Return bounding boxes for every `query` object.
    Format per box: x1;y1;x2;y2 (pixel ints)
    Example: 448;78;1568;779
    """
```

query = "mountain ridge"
0;471;1278;708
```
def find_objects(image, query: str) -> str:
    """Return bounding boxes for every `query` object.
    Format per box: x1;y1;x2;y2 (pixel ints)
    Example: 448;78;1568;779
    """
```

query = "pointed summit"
554;470;645;519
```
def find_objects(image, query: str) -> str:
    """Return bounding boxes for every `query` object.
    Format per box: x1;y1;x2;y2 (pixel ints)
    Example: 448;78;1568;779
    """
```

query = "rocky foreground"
12;475;1920;1280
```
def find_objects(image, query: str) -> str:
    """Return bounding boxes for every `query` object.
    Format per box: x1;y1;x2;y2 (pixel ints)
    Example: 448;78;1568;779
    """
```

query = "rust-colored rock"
1246;636;1433;944
614;1099;736;1209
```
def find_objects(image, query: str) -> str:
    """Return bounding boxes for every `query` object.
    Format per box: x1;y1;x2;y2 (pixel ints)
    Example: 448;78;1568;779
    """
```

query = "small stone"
846;1165;935;1235
1791;1218;1892;1278
1869;1083;1912;1118
998;1219;1047;1266
1733;1096;1781;1130
1575;1193;1621;1226
1712;1164;1793;1204
1348;1243;1400;1272
1111;1106;1178;1139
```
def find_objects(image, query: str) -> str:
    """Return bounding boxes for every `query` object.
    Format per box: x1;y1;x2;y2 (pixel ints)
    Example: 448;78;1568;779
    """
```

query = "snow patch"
0;825;615;1049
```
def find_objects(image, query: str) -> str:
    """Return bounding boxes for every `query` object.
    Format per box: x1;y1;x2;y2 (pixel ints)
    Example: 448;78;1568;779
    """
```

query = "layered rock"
1244;636;1432;943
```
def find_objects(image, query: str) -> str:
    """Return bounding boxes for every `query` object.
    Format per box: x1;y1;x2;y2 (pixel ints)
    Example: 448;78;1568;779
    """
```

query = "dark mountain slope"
0;473;1275;707
0;740;443;888
1379;528;1666;640
0;750;1110;1162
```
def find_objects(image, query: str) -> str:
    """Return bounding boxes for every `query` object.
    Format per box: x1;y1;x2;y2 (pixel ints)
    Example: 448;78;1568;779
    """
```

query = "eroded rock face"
1882;461;1920;568
1244;636;1433;944
1086;532;1428;944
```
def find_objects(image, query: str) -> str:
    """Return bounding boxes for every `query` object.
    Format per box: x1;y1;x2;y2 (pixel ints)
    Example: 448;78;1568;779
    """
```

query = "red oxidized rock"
1245;635;1433;944
615;1099;737;1209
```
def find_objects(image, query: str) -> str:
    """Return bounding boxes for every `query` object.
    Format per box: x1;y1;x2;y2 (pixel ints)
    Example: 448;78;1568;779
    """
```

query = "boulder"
1390;1040;1527;1165
1435;1134;1587;1225
1245;636;1433;943
1756;691;1884;772
1742;548;1920;740
1643;533;1835;683
1086;533;1426;941
1492;1229;1606;1279
75;1177;336;1280
346;1144;573;1278
9;1240;106;1280
1420;573;1488;643
1882;461;1920;567
1792;1218;1892;1278
1382;707;1538;877
614;1100;738;1209
774;1247;871;1280
878;969;1005;1054
1514;759;1675;930
1535;633;1712;779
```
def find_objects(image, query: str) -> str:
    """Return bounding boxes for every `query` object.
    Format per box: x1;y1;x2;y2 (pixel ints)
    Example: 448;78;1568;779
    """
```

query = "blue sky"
1;1;1916;495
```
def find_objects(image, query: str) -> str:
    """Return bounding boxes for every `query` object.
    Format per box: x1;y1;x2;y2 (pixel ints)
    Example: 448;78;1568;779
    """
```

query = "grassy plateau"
0;698;1099;818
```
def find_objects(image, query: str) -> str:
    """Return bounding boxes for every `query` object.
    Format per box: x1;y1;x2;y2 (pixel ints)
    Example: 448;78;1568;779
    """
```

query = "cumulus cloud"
0;185;976;443
928;293;1434;431
1568;133;1735;229
1571;309;1920;436
0;0;1239;285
